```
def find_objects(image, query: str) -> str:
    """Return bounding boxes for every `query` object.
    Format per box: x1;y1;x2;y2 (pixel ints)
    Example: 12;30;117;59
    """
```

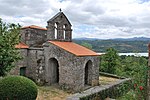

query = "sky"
0;0;150;39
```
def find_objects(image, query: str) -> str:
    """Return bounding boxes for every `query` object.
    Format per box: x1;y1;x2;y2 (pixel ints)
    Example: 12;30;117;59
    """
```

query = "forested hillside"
73;38;150;53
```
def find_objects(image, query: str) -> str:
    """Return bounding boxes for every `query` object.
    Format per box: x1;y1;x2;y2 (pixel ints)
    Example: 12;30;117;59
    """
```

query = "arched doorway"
85;60;92;85
49;58;59;84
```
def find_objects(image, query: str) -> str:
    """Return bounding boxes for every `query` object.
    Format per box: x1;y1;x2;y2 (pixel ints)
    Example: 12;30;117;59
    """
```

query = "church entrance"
49;58;59;84
85;60;92;85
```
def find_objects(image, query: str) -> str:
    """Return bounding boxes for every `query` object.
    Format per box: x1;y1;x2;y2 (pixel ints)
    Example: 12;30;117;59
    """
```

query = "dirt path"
36;86;72;100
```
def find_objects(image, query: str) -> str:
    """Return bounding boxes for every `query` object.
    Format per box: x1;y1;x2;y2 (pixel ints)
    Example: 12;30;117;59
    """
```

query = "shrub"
0;75;38;100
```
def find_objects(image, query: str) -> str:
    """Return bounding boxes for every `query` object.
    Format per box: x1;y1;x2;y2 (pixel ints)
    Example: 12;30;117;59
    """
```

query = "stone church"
13;11;100;91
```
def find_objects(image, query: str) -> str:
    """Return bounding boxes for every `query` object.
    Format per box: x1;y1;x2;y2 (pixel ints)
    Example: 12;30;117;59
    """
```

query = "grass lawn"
36;85;72;100
99;76;120;85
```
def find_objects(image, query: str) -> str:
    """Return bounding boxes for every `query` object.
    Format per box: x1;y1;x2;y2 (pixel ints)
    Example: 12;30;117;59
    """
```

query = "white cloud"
0;0;150;39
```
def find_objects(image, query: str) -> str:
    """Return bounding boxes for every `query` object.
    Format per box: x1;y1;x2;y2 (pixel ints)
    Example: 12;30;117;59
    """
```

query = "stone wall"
47;12;72;42
27;48;45;84
43;42;99;91
12;48;45;84
67;78;131;100
21;28;47;47
10;49;28;75
13;41;100;90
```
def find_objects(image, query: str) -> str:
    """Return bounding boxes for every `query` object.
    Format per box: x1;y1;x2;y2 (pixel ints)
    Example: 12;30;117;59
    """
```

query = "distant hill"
110;37;150;41
74;37;150;41
73;37;99;40
73;37;150;53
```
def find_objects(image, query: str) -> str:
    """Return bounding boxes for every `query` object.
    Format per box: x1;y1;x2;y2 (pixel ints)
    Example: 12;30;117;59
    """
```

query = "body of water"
98;53;148;57
119;53;148;57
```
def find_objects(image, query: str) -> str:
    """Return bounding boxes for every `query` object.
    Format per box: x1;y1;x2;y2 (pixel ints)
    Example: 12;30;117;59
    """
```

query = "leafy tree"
116;56;148;100
100;47;148;99
100;48;148;99
0;18;21;76
116;56;147;77
100;48;120;74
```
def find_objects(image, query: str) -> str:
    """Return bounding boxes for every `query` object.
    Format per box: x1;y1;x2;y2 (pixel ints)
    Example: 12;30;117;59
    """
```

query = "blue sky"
140;0;150;3
0;0;150;39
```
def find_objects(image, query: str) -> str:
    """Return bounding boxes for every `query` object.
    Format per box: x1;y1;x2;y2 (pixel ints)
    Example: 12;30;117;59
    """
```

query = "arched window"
54;23;57;39
63;25;66;39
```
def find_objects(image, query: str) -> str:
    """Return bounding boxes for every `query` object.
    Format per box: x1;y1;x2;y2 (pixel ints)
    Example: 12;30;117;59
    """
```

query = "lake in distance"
98;53;148;57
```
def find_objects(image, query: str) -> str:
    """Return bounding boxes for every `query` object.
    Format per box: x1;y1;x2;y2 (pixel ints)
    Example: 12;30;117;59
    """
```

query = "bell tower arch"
47;11;72;41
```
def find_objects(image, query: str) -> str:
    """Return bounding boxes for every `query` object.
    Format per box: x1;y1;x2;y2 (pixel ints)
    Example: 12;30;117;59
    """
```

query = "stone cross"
59;8;62;12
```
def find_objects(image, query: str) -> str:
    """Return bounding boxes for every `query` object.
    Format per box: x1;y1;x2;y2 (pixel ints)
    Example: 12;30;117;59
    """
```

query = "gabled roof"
22;25;47;30
49;41;99;56
47;12;71;25
48;12;62;22
15;42;29;49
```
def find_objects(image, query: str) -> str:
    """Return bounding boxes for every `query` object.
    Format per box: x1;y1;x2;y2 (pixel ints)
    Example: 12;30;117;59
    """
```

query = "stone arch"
48;58;59;84
84;60;92;85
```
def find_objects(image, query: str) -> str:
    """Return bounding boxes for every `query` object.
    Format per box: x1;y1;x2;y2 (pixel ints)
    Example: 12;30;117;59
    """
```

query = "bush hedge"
0;75;38;100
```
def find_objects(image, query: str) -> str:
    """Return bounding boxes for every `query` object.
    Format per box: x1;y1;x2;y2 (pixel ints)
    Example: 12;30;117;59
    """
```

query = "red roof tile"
15;42;29;49
49;41;99;56
22;25;47;30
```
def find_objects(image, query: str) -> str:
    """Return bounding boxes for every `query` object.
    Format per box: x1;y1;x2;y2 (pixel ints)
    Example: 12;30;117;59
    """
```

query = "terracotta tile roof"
15;42;29;49
49;41;99;56
22;25;47;30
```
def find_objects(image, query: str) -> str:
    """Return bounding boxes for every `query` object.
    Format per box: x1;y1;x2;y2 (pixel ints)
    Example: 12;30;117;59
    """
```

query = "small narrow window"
55;23;57;39
63;25;66;39
20;67;26;76
36;51;38;59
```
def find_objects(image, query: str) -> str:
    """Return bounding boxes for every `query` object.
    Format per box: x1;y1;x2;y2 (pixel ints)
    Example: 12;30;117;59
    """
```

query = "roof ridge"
22;25;47;30
47;12;71;25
